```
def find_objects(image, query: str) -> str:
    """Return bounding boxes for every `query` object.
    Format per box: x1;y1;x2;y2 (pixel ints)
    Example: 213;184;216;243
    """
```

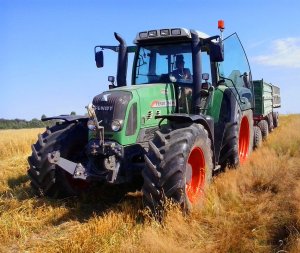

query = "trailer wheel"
142;123;213;215
253;126;262;150
273;112;279;128
268;113;274;132
257;120;269;140
219;110;253;169
28;122;89;198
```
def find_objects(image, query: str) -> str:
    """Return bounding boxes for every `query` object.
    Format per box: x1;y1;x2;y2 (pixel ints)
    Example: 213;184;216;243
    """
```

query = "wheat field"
0;115;300;253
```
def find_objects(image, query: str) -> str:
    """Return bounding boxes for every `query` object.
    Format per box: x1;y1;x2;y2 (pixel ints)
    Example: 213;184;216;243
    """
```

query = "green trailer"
253;79;281;146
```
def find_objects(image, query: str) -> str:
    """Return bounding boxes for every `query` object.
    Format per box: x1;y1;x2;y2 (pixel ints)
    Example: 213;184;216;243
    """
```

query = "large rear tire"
142;123;213;215
219;109;253;169
28;121;89;198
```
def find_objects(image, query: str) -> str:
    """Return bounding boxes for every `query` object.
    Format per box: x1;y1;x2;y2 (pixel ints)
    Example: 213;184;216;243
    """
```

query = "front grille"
93;91;132;131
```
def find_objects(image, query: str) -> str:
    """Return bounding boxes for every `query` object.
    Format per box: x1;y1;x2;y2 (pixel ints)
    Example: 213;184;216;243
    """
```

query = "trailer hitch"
48;151;120;183
48;151;88;180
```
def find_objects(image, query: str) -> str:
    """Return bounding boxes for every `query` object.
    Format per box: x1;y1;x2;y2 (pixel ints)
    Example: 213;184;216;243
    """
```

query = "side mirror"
108;76;115;83
202;73;210;81
108;76;116;89
209;42;224;62
95;51;104;68
241;72;250;89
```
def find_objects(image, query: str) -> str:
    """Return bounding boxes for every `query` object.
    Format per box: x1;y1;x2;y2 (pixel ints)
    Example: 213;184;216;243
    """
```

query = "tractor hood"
92;83;176;135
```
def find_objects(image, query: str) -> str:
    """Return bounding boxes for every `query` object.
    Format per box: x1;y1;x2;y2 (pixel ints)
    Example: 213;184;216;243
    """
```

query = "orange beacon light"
218;20;225;31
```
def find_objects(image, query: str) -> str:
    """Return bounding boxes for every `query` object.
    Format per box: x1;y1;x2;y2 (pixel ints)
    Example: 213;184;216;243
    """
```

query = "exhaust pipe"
114;32;127;87
191;31;202;114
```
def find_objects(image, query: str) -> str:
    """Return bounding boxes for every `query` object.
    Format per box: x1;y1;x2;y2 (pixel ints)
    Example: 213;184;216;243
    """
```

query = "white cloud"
252;37;300;68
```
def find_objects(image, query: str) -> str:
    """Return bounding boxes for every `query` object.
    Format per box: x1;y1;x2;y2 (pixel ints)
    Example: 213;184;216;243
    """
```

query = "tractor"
28;21;254;212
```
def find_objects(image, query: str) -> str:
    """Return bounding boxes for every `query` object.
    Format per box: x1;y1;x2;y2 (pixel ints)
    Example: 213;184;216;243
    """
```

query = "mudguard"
156;113;214;139
156;113;215;167
42;115;89;122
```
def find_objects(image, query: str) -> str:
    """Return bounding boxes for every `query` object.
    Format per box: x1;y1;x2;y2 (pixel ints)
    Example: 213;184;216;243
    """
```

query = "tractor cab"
95;24;253;115
95;28;225;116
132;28;218;114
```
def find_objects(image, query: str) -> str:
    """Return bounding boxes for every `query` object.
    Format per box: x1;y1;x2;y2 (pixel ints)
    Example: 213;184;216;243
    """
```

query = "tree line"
0;112;77;129
0;118;52;129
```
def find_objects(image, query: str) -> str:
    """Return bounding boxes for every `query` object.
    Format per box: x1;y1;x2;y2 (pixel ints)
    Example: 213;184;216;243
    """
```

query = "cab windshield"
134;43;193;85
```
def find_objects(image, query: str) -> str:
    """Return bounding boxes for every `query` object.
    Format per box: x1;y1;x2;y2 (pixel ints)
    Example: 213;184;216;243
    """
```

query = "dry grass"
0;116;300;253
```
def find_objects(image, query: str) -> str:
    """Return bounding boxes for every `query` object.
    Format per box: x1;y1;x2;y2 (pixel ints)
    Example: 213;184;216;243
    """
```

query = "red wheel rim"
239;116;250;163
186;147;206;203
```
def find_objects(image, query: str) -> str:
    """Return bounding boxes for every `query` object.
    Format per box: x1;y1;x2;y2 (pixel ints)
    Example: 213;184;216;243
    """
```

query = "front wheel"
142;123;213;215
28;122;89;198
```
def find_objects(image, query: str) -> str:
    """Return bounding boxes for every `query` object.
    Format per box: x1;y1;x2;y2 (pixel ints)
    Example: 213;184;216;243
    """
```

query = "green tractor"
28;21;254;212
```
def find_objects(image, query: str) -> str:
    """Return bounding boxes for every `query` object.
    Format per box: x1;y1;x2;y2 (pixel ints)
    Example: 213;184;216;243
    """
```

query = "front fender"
42;115;89;123
156;113;214;140
156;113;215;167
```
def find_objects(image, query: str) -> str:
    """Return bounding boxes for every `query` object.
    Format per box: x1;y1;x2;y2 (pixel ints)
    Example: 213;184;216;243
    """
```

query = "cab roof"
134;28;210;44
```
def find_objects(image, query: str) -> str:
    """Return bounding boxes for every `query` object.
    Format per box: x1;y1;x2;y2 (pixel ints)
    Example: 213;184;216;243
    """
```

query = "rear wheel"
219;110;253;168
253;126;262;150
258;120;269;140
28;121;89;198
238;115;251;163
142;123;213;215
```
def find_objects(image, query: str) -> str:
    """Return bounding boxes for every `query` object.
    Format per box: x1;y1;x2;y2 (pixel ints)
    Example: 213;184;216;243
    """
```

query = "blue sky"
1;0;300;120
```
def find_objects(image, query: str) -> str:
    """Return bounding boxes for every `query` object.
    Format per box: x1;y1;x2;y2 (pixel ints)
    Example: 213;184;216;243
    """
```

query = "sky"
1;0;300;120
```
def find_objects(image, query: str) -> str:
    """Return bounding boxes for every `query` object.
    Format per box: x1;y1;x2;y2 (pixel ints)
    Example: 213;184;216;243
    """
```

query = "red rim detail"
239;116;250;163
186;147;206;203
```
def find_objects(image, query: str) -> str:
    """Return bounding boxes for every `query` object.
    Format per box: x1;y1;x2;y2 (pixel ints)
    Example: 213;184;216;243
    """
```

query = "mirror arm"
94;45;119;53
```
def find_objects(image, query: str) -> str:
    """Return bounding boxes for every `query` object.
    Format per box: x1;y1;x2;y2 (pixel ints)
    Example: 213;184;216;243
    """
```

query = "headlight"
111;120;122;132
87;119;96;131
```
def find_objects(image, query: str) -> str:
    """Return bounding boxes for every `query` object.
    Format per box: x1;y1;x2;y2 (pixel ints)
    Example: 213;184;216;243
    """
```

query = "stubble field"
0;115;300;252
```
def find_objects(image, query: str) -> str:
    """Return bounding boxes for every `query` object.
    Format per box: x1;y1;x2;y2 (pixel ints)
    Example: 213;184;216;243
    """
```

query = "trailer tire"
273;112;279;128
268;113;274;132
28;122;89;198
142;123;213;215
219;109;253;169
253;126;262;150
258;120;269;140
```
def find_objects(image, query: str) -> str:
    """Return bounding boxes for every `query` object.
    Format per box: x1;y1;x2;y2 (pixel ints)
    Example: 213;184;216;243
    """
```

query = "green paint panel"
102;83;176;146
205;85;227;123
135;83;176;128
